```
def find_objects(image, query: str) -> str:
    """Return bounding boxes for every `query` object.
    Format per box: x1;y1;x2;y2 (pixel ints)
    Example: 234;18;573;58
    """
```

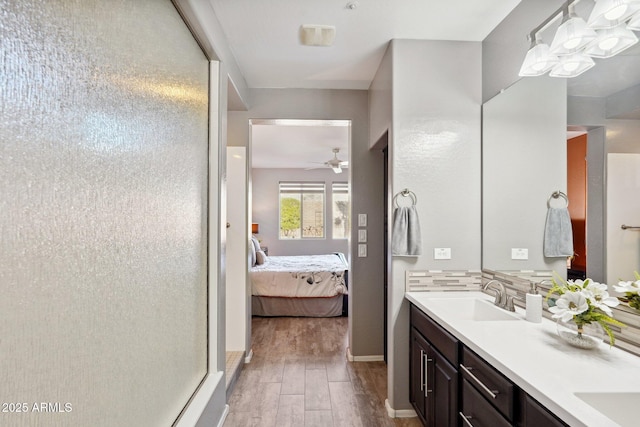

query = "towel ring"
547;191;568;208
393;188;417;208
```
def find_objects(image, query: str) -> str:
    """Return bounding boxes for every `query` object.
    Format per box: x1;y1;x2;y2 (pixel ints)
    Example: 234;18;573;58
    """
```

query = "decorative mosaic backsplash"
405;270;483;292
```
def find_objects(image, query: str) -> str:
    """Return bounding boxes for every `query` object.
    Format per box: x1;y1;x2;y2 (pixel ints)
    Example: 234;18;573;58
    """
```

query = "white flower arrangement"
547;276;624;346
614;272;640;311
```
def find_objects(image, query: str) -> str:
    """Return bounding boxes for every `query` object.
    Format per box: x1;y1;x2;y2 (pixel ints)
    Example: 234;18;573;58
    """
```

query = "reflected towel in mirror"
544;207;574;258
392;206;422;256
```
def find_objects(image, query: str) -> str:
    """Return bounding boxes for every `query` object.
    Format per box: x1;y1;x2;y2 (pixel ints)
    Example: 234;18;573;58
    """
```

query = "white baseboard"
216;404;229;427
346;347;384;362
244;348;254;363
385;399;417;418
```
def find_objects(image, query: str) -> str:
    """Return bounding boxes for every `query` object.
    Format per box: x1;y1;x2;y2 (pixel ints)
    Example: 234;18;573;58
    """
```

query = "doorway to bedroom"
249;119;351;317
225;118;352;396
250;119;351;260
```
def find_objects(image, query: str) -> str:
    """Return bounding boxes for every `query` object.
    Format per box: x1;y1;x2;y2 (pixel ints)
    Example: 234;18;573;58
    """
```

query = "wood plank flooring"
225;316;422;427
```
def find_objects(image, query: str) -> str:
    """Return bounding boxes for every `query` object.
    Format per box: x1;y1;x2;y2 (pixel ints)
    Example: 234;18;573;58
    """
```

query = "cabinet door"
520;394;568;427
432;348;458;427
410;328;429;425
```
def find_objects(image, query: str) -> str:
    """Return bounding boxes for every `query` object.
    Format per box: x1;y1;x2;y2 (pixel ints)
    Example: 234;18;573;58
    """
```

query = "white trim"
175;372;224;427
216;405;229;427
244;348;254;364
384;399;417;419
346;347;384;362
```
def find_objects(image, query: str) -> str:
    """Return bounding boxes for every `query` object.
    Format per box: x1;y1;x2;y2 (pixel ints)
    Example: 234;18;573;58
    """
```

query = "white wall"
377;39;482;412
252;168;349;256
226;148;250;353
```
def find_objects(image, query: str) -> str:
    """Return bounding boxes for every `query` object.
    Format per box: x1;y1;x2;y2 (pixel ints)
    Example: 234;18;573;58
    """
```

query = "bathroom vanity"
407;291;640;427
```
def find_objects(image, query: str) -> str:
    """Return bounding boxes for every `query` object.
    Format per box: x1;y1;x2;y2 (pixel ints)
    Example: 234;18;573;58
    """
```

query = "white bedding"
250;253;348;298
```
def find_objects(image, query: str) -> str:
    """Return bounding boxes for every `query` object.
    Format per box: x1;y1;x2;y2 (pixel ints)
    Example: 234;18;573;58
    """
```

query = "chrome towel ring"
547;190;568;208
393;188;417;208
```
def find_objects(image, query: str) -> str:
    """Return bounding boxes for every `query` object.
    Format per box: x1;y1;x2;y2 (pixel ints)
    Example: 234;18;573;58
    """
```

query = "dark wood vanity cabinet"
410;305;459;427
409;303;568;427
519;394;568;427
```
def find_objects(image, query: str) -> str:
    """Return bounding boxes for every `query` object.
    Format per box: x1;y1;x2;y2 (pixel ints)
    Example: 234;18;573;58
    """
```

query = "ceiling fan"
307;148;349;173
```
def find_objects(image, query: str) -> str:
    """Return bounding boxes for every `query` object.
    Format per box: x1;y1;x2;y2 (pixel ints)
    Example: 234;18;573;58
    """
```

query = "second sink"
426;297;520;321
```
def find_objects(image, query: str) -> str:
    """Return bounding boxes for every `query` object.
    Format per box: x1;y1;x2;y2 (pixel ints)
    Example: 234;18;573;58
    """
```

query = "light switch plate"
434;248;451;260
511;248;529;260
358;229;367;243
358;244;367;257
358;213;367;227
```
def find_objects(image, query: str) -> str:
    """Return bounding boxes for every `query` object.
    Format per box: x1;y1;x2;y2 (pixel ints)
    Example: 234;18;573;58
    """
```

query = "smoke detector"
300;25;336;47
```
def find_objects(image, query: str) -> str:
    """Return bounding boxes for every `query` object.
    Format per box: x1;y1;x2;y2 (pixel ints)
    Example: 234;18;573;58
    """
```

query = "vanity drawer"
460;346;516;422
460;379;511;427
410;305;458;366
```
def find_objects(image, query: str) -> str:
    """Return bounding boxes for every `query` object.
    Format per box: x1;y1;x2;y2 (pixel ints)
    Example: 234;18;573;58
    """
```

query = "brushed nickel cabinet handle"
423;352;433;397
459;411;475;427
419;350;425;392
460;364;499;399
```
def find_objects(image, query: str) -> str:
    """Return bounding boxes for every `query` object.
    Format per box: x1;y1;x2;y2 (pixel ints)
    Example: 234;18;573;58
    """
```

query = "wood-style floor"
224;316;422;427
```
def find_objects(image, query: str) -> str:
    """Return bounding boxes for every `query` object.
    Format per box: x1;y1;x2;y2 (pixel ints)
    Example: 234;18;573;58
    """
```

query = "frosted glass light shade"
519;41;559;76
585;24;638;58
549;52;595;77
587;0;640;29
550;14;597;54
627;10;640;30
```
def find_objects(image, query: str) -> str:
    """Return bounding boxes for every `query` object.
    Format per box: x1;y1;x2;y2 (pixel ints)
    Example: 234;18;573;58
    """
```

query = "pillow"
255;250;267;265
251;236;261;253
249;238;256;266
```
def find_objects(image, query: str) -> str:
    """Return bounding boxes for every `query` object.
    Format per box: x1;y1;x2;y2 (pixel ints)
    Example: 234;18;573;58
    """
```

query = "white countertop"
406;291;640;427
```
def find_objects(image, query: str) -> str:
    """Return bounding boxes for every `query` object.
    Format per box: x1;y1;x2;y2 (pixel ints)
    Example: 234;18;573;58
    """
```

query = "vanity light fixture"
587;0;640;29
627;9;640;30
584;23;638;57
549;52;595;77
519;0;640;78
549;4;597;55
519;35;559;76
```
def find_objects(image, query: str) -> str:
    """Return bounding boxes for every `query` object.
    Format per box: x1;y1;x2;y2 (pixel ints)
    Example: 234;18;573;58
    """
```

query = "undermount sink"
427;297;519;321
574;392;640;427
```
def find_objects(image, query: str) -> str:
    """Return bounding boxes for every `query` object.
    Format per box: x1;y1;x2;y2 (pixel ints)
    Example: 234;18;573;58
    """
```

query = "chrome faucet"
482;280;507;309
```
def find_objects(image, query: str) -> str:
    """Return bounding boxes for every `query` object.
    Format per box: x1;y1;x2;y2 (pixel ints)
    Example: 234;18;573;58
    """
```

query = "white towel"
543;207;574;258
392;206;422;256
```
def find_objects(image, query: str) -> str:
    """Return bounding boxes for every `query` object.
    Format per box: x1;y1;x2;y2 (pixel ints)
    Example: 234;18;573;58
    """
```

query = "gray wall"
228;88;385;358
374;39;482;411
252;168;349;256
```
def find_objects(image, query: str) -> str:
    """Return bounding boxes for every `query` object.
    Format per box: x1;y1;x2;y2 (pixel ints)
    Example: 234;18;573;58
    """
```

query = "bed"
249;245;349;317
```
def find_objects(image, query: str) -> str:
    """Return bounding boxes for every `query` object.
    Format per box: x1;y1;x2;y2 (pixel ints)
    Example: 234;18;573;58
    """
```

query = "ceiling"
212;0;640;164
210;0;522;90
251;120;350;169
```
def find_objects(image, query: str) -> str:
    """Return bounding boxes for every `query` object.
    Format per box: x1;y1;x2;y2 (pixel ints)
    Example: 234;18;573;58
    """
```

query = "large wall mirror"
483;41;640;288
482;76;568;278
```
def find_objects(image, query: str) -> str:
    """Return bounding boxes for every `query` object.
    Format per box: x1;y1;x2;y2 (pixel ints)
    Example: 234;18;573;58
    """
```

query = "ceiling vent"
300;25;336;47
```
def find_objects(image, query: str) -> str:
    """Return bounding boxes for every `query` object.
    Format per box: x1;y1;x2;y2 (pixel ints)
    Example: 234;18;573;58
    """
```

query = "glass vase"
556;319;605;349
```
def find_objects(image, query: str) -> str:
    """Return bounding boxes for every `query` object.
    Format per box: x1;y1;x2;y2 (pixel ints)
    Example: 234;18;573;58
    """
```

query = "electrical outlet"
358;229;367;243
434;248;451;260
358;213;367;227
511;248;529;260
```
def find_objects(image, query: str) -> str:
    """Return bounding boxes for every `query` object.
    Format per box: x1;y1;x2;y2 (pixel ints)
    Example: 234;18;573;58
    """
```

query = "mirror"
483;42;640;286
482;76;568;279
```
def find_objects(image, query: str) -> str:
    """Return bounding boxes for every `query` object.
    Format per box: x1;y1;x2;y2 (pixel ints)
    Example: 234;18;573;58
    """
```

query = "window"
332;182;349;239
279;182;325;239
